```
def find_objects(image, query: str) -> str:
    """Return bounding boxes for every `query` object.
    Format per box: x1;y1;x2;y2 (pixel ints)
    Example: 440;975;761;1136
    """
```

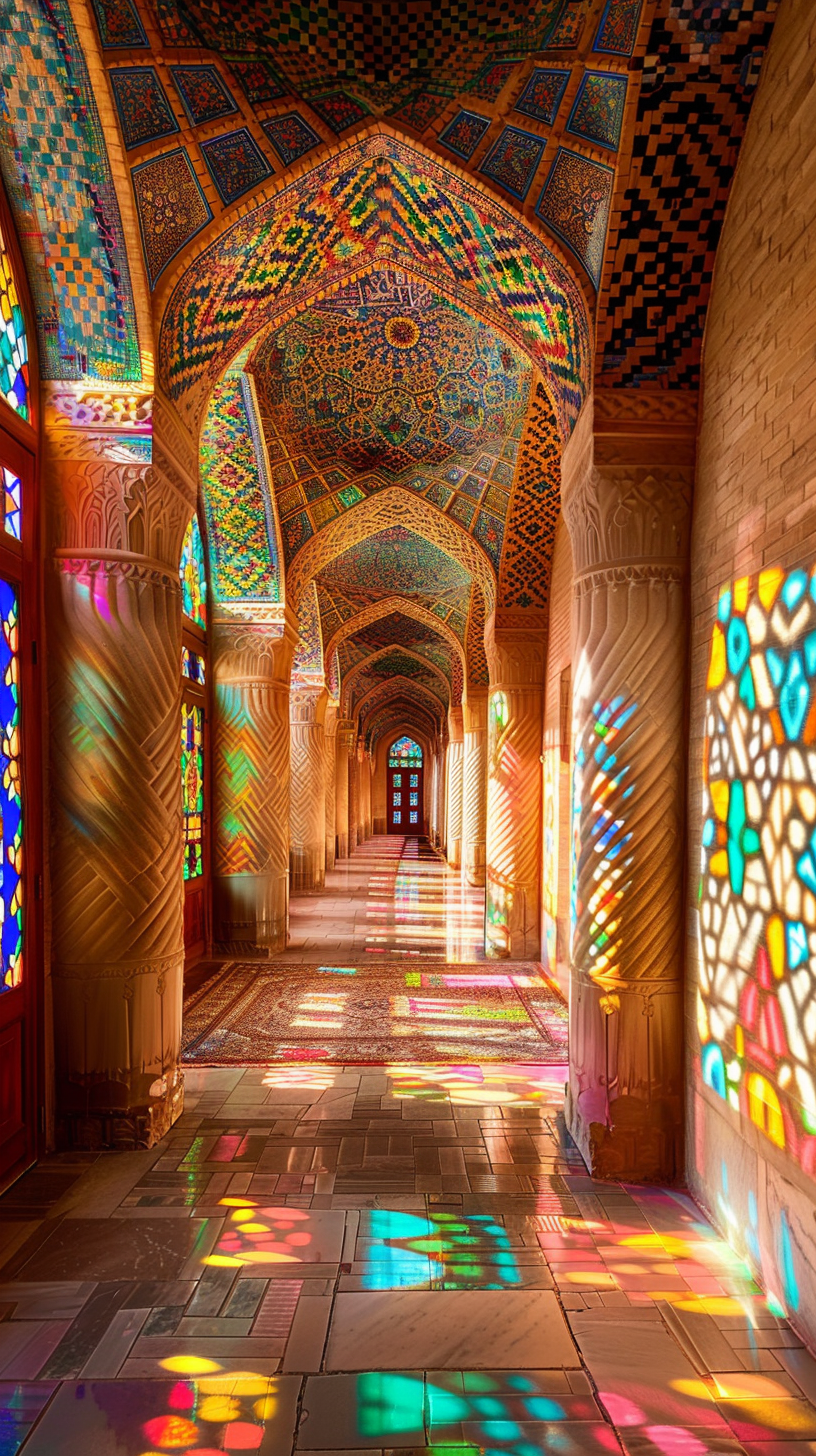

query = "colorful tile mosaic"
159;137;590;438
513;66;570;126
170;64;238;126
499;382;560;610
154;0;200;44
537;146;614;288
547;0;586;48
351;648;449;711
90;0;148;47
200;371;281;601
200;128;272;205
0;222;29;421
228;56;287;104
110;67;179;151
133;148;212;287
292;581;324;680
309;91;369;133
566;70;627;151
316;528;471;627
437;109;490;160
389;91;449;132
261;113;322;166
254;273;529;480
467;61;520;102
0;0;140;381
597;0;776;388
480;125;545;201
594;0;643;55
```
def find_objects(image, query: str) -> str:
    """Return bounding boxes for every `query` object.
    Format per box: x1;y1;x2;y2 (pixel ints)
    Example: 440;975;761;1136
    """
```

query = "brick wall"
687;0;816;1344
542;514;574;997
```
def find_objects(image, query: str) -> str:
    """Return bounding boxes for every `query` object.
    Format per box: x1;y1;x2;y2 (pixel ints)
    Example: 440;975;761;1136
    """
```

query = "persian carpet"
181;961;568;1064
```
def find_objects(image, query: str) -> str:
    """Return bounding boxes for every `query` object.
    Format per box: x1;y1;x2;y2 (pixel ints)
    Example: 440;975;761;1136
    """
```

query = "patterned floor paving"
1;1063;816;1454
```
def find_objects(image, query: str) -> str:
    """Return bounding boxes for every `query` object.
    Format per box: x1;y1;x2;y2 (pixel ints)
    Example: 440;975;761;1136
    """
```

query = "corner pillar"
290;686;328;893
561;392;694;1182
212;613;298;954
484;616;546;959
335;720;354;860
462;690;488;887
445;708;464;867
324;704;338;873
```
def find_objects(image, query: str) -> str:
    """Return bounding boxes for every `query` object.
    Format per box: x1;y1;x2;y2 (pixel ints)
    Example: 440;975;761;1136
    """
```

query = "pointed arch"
324;596;466;683
341;645;451;716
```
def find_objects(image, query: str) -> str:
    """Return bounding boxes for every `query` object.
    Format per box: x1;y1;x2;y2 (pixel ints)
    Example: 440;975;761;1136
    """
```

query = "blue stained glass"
0;579;21;991
180;515;207;629
388;735;423;767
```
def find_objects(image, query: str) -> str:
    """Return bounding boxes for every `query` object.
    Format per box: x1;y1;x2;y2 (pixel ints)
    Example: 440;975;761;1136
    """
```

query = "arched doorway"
387;736;424;834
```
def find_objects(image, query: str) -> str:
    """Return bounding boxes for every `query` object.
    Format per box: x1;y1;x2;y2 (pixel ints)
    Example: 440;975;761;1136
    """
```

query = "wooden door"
387;764;424;833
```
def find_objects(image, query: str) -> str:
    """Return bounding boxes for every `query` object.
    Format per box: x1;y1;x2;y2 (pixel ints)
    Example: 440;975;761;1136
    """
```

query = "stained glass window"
388;736;423;768
0;580;21;989
180;514;207;629
181;701;203;880
182;645;206;685
0;224;29;422
699;566;816;1167
2;467;21;541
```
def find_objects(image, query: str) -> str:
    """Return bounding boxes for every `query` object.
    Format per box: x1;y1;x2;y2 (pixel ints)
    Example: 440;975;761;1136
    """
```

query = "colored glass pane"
388;735;423;767
0;223;29;421
181;645;206;685
1;467;21;541
182;700;204;880
180;515;207;628
0;580;21;990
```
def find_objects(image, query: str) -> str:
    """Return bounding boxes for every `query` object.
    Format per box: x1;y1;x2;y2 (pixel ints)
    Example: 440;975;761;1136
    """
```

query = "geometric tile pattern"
548;0;586;48
566;70;627;151
309;92;369;132
499;381;560;611
110;67;179;150
595;0;777;387
316;528;472;644
200;128;273;204
170;64;238;125
480;125;545;200
438;110;490;160
537;147;615;289
292;581;324;681
513;67;570;126
350;648;449;713
467;61;520;102
199;370;281;601
159;137;591;441
89;0;148;47
261;113;322;166
228;56;288;103
0;0;141;381
132;147;213;287
388;91;448;132
593;0;643;56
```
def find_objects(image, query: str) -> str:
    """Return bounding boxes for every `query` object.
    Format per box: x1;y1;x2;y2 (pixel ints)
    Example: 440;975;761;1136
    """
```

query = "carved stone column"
561;393;694;1182
462;690;488;887
335;719;354;860
46;414;193;1148
434;732;447;849
446;707;464;867
289;686;327;893
212;612;298;954
360;747;372;843
484;617;545;959
348;733;360;854
324;703;338;873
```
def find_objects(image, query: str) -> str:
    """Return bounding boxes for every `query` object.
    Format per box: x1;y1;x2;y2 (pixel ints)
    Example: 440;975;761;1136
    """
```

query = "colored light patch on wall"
570;694;636;989
0;0;140;381
0;580;21;991
698;564;816;1173
200;372;281;601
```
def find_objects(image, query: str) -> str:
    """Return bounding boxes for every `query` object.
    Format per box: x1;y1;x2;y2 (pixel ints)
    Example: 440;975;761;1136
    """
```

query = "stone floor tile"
326;1290;580;1370
299;1372;426;1448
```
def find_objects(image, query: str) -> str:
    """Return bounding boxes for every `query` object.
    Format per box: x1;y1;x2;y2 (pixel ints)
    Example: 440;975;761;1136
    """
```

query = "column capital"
484;613;546;689
336;718;356;751
290;684;327;726
448;705;464;742
212;608;299;687
561;393;694;582
462;689;488;733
